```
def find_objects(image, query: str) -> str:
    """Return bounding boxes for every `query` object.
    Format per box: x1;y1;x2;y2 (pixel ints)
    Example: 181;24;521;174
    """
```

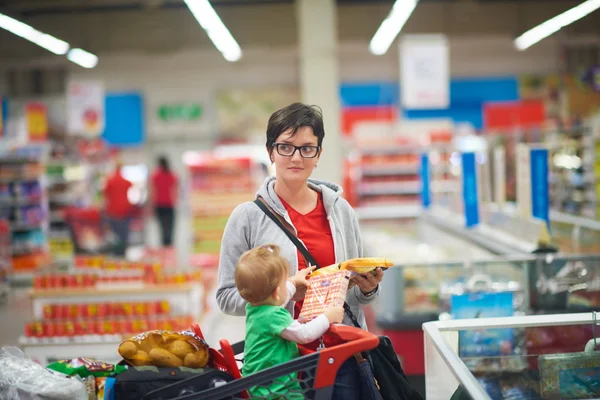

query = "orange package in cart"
298;270;352;323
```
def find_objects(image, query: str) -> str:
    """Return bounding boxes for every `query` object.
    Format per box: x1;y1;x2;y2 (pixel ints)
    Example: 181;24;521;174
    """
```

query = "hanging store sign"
25;102;48;142
157;103;203;122
67;81;105;137
462;152;479;228
400;34;450;110
420;153;431;208
530;148;549;227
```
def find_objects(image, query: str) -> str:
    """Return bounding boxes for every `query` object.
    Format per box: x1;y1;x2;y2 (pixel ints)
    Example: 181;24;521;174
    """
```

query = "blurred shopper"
150;156;178;247
216;103;384;400
103;162;133;257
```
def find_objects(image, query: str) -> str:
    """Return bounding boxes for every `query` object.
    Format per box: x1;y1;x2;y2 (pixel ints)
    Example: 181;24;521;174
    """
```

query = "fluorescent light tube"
369;0;419;56
67;48;98;68
184;0;242;62
0;12;69;54
515;0;600;50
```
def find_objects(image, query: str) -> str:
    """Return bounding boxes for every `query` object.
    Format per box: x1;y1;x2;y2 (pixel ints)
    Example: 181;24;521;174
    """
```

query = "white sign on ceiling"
400;34;450;110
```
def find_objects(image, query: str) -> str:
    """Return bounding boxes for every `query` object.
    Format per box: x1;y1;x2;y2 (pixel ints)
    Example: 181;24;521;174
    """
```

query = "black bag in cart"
112;366;233;400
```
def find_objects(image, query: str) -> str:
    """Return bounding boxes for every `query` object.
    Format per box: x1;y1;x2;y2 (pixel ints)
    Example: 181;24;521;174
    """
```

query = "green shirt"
243;303;304;399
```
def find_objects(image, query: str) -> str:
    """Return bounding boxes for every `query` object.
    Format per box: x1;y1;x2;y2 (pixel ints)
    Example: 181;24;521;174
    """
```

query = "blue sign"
420;153;431;208
462;152;479;228
530;148;549;227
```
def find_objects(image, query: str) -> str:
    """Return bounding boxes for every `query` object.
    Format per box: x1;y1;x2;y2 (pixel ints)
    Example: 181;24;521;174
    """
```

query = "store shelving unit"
19;257;203;364
186;152;267;256
350;134;457;220
581;114;600;219
0;145;50;280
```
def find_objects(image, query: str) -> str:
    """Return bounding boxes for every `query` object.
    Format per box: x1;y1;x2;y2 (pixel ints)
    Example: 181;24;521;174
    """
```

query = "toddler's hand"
323;306;344;325
288;265;315;289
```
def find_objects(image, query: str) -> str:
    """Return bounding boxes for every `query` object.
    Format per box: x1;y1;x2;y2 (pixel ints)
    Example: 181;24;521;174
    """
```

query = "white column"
296;0;342;185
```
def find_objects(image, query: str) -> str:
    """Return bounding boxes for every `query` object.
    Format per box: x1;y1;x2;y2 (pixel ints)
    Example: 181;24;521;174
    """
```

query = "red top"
103;172;133;219
151;168;178;207
280;192;344;349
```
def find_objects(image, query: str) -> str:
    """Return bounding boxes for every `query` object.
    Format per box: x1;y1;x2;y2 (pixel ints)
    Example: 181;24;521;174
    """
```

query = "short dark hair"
266;103;325;151
158;156;169;171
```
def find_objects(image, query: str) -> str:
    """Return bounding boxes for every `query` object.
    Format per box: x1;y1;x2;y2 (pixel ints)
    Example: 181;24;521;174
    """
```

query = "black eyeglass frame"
271;143;321;159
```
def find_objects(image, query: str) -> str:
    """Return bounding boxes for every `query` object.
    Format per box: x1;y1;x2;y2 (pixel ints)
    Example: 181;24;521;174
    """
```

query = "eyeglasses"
272;143;320;158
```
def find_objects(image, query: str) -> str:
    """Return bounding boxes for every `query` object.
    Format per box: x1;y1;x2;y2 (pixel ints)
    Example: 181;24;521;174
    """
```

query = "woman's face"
269;126;321;184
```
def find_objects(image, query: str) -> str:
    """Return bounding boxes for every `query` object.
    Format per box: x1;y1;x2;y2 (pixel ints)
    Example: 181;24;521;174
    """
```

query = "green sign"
157;104;203;121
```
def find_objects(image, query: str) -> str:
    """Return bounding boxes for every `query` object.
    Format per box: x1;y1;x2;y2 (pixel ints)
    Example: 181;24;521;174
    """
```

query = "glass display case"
423;312;600;400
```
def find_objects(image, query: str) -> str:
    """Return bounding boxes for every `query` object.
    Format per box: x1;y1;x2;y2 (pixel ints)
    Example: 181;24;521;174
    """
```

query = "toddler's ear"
272;286;281;301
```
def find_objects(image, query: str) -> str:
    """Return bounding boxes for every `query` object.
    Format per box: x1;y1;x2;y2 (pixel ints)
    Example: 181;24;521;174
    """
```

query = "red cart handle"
313;324;380;389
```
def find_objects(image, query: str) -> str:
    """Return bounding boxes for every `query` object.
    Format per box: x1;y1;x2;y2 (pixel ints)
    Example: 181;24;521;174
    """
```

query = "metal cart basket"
142;324;380;400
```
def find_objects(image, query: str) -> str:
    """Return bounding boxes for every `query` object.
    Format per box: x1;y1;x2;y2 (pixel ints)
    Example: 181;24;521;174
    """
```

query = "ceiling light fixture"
0;12;69;55
369;0;419;56
67;48;98;69
184;0;242;62
515;0;600;50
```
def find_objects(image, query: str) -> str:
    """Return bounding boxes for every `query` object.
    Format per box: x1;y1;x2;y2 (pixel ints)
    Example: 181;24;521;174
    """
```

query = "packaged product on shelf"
118;328;209;368
299;270;352;323
0;346;88;400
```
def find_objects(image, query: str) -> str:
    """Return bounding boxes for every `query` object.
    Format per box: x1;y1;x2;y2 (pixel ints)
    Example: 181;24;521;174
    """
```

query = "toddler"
235;244;344;399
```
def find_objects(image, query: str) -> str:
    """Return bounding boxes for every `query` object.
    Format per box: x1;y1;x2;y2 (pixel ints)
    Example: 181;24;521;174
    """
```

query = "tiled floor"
0;288;32;348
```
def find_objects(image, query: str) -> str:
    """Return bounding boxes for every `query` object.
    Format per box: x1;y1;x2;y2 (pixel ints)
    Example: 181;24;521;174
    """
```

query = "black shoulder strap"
253;199;320;269
254;197;361;329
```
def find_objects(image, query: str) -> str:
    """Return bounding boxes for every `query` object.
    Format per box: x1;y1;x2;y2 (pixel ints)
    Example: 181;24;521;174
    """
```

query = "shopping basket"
142;324;380;400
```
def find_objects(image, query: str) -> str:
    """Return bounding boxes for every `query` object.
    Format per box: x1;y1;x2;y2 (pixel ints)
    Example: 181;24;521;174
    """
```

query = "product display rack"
19;255;203;365
186;151;267;256
349;131;457;220
581;114;600;219
0;145;51;280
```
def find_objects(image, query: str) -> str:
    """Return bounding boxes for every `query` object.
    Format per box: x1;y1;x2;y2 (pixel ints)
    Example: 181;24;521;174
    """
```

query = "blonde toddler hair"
235;244;289;304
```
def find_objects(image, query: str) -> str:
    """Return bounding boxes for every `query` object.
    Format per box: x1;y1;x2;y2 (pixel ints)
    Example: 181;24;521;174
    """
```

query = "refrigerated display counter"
376;254;600;397
423;312;599;400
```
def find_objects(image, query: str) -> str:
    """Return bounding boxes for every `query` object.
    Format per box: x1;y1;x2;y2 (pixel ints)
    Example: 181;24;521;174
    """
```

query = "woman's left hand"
353;267;384;294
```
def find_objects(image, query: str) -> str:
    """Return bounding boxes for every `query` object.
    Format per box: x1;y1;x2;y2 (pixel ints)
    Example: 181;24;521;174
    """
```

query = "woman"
149;156;178;247
216;103;384;400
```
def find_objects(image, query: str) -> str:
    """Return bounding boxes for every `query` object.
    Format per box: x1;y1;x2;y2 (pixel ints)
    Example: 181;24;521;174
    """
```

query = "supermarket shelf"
421;207;536;255
361;164;420;176
0;156;40;164
11;222;44;232
0;197;43;207
19;335;124;347
29;283;197;298
0;176;41;184
356;204;421;220
359;181;421;195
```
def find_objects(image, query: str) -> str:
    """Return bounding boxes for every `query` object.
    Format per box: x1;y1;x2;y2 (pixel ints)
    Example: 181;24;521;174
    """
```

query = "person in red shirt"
103;162;133;256
149;156;179;247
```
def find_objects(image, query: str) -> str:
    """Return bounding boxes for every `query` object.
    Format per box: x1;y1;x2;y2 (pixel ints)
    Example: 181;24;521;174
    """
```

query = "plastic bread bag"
118;328;210;368
0;346;88;400
299;270;352;323
309;257;393;287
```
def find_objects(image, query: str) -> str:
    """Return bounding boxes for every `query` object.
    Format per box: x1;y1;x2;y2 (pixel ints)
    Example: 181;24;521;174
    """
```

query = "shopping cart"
142;324;380;400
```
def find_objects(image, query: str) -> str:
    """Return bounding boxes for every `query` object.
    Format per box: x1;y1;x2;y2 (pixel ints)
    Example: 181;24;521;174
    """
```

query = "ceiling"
0;0;598;60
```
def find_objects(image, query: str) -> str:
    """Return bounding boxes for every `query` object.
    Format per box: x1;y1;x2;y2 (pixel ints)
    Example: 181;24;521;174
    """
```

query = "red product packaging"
298;270;352;323
67;275;77;288
64;321;75;337
55;323;65;337
43;304;54;320
113;319;124;334
74;321;84;336
68;304;79;319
